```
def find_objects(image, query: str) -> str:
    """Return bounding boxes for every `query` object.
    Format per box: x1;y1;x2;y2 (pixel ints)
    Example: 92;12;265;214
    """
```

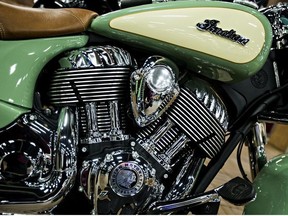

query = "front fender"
244;154;288;214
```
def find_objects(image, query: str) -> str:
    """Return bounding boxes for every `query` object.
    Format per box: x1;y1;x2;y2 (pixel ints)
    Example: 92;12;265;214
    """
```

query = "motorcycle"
0;0;288;214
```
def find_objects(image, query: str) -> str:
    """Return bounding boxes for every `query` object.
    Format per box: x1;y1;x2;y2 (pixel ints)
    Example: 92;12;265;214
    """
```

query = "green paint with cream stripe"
90;1;272;83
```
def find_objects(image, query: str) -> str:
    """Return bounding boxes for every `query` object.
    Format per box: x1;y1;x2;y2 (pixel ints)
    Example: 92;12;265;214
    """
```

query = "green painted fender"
0;35;88;129
0;100;29;130
244;154;288;214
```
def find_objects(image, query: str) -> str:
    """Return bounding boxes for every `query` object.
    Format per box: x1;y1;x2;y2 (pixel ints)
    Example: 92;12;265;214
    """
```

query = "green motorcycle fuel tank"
90;1;272;83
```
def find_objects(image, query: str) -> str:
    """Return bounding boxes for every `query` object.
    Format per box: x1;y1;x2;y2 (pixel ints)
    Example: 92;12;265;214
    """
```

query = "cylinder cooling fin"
167;86;227;158
46;45;228;158
48;45;136;105
136;74;228;159
46;46;136;142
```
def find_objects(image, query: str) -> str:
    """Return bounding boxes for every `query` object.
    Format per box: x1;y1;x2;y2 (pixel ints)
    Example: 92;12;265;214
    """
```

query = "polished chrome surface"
109;101;127;141
146;65;175;94
48;45;135;144
49;68;131;104
273;61;280;87
137;118;189;171
79;101;128;142
110;161;145;197
167;87;226;158
260;2;288;49
165;134;189;159
80;150;163;214
83;102;102;144
81;100;129;144
150;118;174;143
130;56;180;127
164;154;205;200
188;78;229;131
0;107;77;214
60;45;136;69
45;46;228;214
248;122;268;179
149;192;220;213
49;45;136;105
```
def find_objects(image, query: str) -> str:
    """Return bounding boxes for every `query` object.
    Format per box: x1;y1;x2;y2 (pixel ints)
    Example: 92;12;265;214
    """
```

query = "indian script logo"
196;19;250;46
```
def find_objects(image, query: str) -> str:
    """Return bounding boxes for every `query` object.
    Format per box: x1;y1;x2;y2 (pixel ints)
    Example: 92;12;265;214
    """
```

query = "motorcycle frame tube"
89;1;273;83
193;122;253;194
244;153;288;214
0;35;88;129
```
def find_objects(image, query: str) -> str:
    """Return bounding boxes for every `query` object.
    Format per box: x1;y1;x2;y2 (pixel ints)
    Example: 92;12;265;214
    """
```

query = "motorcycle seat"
0;1;98;40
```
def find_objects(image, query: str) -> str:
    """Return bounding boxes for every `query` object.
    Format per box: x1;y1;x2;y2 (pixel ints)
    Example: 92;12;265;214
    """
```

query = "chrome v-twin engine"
0;45;228;214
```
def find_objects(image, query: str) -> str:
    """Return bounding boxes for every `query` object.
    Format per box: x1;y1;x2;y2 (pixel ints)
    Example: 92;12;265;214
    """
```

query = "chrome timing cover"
80;149;163;214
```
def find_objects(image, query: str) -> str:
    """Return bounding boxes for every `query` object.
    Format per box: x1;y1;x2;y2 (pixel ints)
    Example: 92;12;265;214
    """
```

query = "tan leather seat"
0;1;98;40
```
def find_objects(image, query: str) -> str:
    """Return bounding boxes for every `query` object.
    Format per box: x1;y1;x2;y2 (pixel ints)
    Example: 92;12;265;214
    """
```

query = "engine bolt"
82;161;89;168
29;115;36;121
131;141;136;147
81;147;87;153
132;151;139;159
133;73;141;81
78;186;84;192
105;154;113;162
44;108;52;116
163;174;168;179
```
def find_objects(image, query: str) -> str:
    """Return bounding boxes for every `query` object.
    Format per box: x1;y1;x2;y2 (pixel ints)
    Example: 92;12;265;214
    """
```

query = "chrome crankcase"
0;107;77;214
44;45;229;214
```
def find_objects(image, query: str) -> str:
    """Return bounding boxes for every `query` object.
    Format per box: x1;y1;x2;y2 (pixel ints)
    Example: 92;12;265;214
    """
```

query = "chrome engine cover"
130;56;180;127
32;45;229;214
80;149;163;214
0;107;77;214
